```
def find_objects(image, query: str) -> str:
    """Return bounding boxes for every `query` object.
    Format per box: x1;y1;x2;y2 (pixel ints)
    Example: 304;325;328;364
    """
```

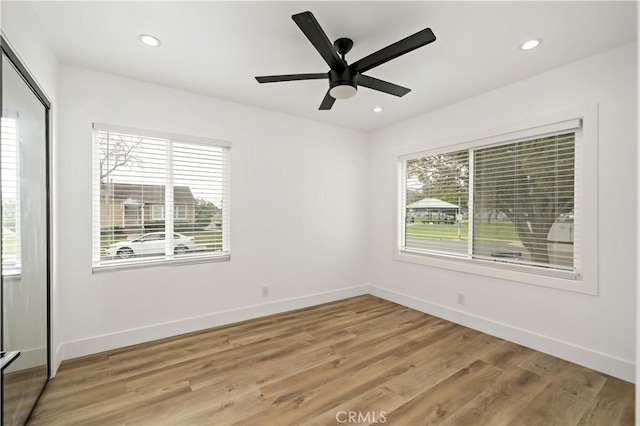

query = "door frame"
1;34;53;420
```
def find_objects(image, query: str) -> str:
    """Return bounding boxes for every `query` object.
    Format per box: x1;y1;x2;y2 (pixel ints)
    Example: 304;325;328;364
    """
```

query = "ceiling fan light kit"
328;66;358;99
329;84;357;100
255;11;436;110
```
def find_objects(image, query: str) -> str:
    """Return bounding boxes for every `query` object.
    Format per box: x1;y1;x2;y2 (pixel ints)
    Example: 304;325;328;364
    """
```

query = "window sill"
93;253;230;273
393;250;596;295
2;268;21;281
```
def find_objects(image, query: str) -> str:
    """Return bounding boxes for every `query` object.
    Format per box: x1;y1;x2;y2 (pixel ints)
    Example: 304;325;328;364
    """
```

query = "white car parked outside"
105;232;197;259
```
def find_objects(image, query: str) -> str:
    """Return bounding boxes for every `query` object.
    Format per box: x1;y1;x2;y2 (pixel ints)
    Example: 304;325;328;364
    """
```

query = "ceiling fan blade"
292;11;344;70
352;28;436;73
255;73;328;83
358;75;411;97
319;90;336;110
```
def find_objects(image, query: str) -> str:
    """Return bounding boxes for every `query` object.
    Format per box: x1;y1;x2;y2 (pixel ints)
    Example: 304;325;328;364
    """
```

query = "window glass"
473;133;575;269
400;129;577;276
93;126;230;269
404;149;469;256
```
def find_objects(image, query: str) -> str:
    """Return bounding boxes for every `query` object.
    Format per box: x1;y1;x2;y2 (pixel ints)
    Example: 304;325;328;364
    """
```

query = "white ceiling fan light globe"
329;84;357;99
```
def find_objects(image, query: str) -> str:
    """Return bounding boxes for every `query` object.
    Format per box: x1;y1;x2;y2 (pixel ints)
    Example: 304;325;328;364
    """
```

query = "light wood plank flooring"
3;365;47;425
29;295;634;425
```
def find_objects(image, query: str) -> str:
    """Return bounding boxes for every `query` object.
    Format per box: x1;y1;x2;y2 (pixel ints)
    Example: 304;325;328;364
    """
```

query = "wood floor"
3;365;47;425
29;295;634;425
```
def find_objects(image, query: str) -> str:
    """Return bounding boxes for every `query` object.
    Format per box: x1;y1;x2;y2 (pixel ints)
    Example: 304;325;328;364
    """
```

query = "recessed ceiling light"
139;34;161;47
372;106;384;113
520;38;542;51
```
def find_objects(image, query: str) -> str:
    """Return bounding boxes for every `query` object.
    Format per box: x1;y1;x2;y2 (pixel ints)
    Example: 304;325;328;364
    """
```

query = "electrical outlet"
262;285;270;298
456;291;465;305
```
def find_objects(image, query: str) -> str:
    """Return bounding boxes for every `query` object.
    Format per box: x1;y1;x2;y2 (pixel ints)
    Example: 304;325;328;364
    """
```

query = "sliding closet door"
1;48;50;425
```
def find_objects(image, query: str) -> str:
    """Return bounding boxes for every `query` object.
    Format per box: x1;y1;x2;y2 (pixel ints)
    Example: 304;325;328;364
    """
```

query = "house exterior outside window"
102;183;196;231
93;124;231;270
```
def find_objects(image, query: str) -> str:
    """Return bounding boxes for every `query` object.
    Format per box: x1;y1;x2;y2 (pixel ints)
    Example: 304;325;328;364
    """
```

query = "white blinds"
473;132;575;270
1;116;21;273
92;124;230;269
400;121;579;277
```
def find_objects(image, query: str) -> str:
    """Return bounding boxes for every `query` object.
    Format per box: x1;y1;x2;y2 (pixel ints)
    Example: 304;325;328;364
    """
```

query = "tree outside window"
403;132;575;271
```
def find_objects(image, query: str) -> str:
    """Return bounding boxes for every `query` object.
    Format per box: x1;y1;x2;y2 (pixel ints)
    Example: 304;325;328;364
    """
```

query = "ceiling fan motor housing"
329;67;358;92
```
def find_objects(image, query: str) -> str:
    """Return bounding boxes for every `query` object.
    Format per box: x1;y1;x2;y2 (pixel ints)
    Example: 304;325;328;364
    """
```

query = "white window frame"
92;123;231;272
151;204;188;220
122;203;142;227
151;205;187;221
174;205;187;220
152;204;165;220
394;106;598;295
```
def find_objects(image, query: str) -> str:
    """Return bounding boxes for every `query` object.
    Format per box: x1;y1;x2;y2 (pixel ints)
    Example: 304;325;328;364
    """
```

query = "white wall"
367;43;637;382
55;65;369;365
1;1;60;374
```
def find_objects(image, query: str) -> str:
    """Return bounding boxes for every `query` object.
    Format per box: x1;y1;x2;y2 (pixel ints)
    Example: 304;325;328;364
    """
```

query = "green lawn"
406;219;519;244
406;221;469;240
474;220;519;243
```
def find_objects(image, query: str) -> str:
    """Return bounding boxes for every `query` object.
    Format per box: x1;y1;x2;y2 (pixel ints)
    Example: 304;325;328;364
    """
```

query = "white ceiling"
30;1;637;132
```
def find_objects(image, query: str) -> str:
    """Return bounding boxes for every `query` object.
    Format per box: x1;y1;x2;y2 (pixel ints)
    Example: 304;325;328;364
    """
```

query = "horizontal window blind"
400;121;579;278
92;124;230;270
1;115;21;273
473;132;575;270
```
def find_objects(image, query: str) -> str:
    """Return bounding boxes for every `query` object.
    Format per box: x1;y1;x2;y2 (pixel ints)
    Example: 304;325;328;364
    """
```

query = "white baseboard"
369;284;635;383
3;346;47;373
56;283;634;383
58;285;369;364
51;345;63;378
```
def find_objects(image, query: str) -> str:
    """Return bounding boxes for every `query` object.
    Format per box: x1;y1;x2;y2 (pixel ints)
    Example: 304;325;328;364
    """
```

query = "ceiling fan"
255;11;436;110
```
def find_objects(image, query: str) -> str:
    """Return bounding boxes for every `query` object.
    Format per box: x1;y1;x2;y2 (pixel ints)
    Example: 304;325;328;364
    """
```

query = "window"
397;113;597;292
93;123;230;270
151;205;188;221
473;134;575;269
151;205;164;221
174;205;187;220
1;114;21;274
123;203;142;226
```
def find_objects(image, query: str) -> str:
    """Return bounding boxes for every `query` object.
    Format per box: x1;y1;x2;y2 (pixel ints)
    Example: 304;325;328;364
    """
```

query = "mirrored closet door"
1;39;51;426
